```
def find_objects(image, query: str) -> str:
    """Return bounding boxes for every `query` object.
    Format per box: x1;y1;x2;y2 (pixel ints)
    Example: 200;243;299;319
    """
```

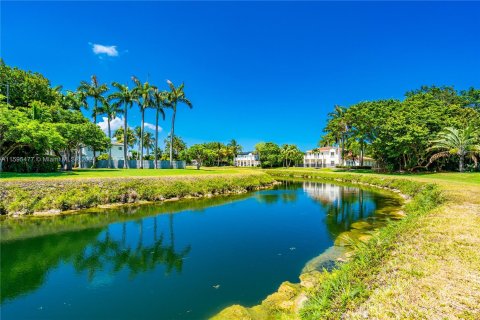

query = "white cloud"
144;122;162;132
97;117;124;136
91;43;119;57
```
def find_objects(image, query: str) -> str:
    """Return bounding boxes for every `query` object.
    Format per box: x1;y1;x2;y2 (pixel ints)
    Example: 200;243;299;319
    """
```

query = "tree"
97;99;123;168
134;126;142;160
131;76;154;168
187;144;211;169
164;135;187;161
151;88;168;168
255;142;281;168
166;80;192;168
143;132;154;157
280;144;303;168
324;105;348;165
78;75;108;166
114;127;136;150
427;126;480;172
227;139;242;164
109;82;135;168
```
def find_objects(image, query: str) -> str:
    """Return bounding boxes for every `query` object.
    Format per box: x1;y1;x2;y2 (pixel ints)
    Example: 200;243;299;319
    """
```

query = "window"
331;161;335;165
330;152;335;156
118;147;122;150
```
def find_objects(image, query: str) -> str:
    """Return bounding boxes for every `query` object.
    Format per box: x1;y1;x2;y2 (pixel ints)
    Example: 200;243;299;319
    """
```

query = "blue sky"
2;1;480;151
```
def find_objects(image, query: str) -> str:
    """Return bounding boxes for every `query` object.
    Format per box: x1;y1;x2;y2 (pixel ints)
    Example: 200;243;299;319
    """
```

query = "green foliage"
0;173;274;214
322;86;480;171
2;155;59;173
255;142;282;168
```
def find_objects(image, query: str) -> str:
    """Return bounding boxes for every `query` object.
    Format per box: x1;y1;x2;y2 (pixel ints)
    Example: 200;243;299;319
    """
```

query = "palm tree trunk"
170;106;176;168
360;139;364;166
155;108;159;169
92;99;97;168
108;117;112;168
341;133;345;166
140;108;144;169
123;104;129;169
459;153;464;172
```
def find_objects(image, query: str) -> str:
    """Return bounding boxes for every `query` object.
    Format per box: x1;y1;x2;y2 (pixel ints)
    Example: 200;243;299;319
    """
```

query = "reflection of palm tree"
72;215;191;280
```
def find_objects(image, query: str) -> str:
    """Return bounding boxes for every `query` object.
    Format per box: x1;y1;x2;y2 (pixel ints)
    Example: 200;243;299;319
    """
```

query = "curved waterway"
0;180;402;319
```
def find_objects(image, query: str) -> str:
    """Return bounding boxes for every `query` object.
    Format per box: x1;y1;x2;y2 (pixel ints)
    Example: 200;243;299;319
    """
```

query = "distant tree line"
321;86;480;172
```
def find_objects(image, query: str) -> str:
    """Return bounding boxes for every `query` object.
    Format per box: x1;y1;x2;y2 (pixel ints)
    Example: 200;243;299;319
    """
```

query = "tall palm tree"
166;80;192;168
78;75;108;166
109;82;136;169
151;88;168;168
227;139;242;165
132;76;154;168
427;126;480;172
327;105;348;165
134;126;142;160
143;132;154;157
97;99;123;168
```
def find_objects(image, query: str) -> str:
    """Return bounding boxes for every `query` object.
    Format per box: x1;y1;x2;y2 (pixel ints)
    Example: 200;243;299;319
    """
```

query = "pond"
0;180;402;319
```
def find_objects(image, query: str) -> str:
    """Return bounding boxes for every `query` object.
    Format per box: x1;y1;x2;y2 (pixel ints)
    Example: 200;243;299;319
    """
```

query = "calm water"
0;181;401;319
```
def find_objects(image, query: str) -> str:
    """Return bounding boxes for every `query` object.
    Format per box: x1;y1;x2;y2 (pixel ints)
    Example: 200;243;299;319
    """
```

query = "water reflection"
0;181;402;319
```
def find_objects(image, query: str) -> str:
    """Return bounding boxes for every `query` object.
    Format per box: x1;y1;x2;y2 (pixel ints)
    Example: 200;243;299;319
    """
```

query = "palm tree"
326;105;348;165
97;99;123;168
109;82;136;168
143;132;154;157
166;80;192;168
134;126;142;160
227;139;242;165
131;76;154;169
427;126;480;172
78;75;109;166
151;88;168;168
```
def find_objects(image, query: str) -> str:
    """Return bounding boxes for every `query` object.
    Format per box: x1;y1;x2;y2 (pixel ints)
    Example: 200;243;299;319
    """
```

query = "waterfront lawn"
0;166;257;180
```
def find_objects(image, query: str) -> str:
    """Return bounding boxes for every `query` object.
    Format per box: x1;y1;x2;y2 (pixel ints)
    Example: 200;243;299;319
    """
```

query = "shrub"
2;155;59;173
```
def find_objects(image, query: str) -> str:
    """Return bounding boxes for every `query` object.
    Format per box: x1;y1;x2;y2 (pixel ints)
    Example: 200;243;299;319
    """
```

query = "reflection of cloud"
144;122;162;132
97;117;124;135
91;43;119;57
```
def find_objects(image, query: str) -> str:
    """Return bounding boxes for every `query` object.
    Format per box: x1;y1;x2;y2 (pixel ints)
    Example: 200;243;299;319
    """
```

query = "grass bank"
0;172;274;215
0;167;257;180
214;169;480;319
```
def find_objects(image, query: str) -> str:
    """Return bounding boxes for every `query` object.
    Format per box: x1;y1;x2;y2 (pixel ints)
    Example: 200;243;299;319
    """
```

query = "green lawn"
0;166;258;180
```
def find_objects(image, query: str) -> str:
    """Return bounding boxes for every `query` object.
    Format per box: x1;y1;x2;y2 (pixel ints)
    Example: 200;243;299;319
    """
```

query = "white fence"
80;160;186;169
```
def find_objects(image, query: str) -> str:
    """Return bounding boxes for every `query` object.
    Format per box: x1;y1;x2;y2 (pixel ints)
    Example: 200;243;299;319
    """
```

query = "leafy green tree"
143;132;154;157
427;126;480;172
166;80;192;167
109;82;136;168
255;142;281;168
131;76;154;168
187;144;212;169
114;127;136;150
280;144;303;168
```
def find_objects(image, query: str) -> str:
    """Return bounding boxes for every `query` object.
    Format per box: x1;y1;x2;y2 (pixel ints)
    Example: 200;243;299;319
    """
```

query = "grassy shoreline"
0;172;274;215
214;169;480;319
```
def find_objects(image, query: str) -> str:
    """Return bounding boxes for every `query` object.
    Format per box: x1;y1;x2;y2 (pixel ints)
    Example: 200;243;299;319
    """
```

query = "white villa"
304;146;377;168
234;152;260;167
304;146;341;168
81;142;126;160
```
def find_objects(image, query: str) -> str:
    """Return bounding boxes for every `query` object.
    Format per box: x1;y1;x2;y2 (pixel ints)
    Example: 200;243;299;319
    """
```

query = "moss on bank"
0;173;274;215
213;170;447;320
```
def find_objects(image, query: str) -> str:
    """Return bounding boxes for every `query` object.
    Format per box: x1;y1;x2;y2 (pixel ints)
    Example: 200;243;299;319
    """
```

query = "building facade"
234;152;260;167
81;142;126;160
304;146;341;168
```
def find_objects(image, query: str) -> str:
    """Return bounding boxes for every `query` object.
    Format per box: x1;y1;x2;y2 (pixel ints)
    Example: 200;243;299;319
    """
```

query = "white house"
234;152;260;167
304;146;341;168
81;142;126;160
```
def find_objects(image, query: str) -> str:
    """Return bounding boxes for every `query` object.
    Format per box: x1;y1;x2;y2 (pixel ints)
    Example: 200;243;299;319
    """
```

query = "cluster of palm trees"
74;75;192;169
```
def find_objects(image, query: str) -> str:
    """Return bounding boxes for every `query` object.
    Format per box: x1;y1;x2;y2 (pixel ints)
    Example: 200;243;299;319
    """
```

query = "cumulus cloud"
144;122;162;132
91;43;119;57
97;117;124;136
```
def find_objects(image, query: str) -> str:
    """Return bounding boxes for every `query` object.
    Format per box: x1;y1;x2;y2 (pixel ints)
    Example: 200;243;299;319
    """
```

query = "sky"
2;1;480;151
